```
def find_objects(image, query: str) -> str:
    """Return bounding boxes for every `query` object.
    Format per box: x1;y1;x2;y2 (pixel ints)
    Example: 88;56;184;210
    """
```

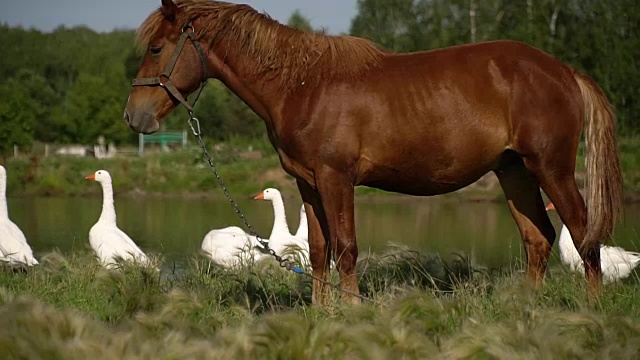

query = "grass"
5;136;640;200
1;247;640;359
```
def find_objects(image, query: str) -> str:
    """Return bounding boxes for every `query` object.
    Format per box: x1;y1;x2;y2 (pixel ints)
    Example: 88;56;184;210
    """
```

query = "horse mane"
136;0;385;93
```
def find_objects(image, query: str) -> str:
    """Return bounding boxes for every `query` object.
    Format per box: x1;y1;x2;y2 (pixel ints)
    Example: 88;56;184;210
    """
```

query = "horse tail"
573;72;623;253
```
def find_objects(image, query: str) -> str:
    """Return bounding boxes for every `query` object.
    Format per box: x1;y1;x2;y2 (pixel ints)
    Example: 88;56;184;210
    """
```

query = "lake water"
7;195;640;269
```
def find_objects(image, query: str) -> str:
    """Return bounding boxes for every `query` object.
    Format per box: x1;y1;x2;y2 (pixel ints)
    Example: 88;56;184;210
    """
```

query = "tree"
287;9;314;32
12;70;59;143
0;78;37;155
412;0;469;50
49;67;133;145
350;0;418;52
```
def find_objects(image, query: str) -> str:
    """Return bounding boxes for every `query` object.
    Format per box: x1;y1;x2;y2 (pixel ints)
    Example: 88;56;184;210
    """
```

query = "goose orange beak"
545;202;555;211
253;192;264;200
85;174;96;181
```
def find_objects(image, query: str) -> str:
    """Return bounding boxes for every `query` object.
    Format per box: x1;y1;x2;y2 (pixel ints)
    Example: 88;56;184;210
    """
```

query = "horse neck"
269;195;291;237
0;175;7;219
215;64;279;122
98;181;117;224
207;40;290;127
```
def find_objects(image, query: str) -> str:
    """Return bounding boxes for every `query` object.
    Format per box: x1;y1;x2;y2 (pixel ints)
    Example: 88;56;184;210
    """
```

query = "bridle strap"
164;30;190;79
131;23;208;113
187;35;209;108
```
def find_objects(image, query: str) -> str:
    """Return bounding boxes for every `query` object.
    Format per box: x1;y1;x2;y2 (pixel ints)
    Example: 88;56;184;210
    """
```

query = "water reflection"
8;196;640;269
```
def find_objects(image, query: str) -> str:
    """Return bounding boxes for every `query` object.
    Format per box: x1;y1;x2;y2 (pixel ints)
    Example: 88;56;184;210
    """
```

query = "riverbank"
0;249;639;358
4;136;640;201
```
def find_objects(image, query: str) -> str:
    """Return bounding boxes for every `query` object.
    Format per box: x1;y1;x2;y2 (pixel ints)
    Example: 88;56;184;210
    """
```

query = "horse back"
277;40;583;194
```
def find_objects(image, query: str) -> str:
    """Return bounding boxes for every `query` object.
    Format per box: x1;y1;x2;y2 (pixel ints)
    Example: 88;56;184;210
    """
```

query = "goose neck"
270;196;290;236
0;176;7;219
296;212;307;238
98;181;117;224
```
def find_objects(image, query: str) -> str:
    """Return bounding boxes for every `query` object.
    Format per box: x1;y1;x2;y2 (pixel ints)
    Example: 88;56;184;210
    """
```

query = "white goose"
201;225;264;267
86;170;151;269
546;202;640;282
201;195;309;267
0;165;38;266
253;188;310;261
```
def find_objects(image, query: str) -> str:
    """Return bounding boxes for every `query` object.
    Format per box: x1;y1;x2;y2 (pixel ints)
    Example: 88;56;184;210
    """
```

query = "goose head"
253;188;282;201
85;170;113;184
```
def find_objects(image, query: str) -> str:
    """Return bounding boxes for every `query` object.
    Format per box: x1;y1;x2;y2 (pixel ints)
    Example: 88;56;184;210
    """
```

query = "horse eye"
149;45;163;55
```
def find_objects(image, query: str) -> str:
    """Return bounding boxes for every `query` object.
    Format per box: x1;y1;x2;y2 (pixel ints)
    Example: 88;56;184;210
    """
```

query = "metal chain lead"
187;115;370;302
188;117;300;272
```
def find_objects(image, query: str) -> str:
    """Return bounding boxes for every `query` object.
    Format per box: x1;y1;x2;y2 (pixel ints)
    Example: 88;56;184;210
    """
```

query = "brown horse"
125;0;623;304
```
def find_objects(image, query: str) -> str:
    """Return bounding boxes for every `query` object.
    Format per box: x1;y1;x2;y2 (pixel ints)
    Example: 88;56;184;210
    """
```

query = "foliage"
0;77;37;155
0;249;640;358
351;0;419;52
287;9;315;33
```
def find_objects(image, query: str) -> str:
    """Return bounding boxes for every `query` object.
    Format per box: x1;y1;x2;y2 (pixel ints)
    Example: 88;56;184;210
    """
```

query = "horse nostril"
123;111;131;125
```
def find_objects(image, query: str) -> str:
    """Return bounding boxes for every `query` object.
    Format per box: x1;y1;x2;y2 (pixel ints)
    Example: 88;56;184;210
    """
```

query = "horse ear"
161;0;179;22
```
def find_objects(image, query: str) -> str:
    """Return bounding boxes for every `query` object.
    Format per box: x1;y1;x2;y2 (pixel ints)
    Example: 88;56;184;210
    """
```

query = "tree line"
0;0;637;155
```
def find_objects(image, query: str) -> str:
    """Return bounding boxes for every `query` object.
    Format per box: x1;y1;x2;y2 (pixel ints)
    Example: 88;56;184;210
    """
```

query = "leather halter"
131;23;208;113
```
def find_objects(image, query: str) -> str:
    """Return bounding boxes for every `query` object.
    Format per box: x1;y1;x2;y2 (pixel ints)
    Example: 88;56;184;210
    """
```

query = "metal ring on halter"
182;24;195;33
188;116;201;136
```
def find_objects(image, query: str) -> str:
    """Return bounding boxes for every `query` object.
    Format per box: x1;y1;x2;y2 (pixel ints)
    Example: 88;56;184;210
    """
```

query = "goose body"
547;202;640;282
557;224;640;282
86;170;151;269
0;166;38;266
201;189;310;267
201;225;264;267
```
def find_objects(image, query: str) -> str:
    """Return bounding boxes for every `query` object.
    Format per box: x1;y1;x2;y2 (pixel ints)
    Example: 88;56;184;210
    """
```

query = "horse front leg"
296;179;332;305
315;167;360;304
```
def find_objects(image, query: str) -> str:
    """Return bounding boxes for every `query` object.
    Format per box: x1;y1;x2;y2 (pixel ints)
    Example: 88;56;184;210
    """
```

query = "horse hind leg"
532;163;598;295
517;145;600;298
495;157;556;286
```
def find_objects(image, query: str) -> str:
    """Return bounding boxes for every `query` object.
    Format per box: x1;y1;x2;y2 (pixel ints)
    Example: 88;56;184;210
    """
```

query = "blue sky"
0;0;358;35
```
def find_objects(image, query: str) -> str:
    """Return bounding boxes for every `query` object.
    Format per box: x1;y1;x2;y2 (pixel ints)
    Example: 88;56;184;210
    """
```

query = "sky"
0;0;357;35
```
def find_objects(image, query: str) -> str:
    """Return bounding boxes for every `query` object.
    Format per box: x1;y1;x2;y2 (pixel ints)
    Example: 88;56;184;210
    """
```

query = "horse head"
124;0;210;134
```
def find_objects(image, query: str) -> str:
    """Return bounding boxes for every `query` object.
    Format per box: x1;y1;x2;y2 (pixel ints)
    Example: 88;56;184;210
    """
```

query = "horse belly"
357;149;500;196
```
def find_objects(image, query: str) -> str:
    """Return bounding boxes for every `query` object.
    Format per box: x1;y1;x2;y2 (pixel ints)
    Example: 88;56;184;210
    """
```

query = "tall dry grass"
0;247;638;359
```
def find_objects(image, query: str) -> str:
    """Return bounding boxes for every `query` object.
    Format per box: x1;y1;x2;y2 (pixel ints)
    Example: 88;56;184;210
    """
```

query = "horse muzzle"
124;110;160;134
